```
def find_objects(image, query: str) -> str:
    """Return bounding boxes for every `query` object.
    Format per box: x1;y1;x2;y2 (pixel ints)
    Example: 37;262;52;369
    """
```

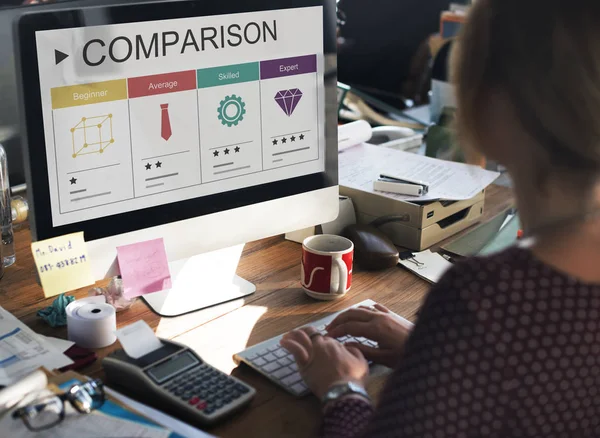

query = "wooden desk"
0;185;513;437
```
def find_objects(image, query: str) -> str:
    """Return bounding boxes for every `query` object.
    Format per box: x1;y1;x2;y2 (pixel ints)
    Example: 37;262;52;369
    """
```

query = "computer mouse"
342;224;399;271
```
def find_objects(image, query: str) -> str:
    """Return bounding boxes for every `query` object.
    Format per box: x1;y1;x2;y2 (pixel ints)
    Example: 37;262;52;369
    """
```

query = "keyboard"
233;299;386;397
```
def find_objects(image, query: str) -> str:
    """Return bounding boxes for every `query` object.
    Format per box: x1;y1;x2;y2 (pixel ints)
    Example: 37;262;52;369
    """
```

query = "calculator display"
147;352;198;384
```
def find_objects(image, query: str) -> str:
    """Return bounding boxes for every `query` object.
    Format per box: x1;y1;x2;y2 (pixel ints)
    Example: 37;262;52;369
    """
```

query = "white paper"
41;336;76;353
338;120;372;151
398;250;453;284
66;296;117;349
339;143;499;202
0;307;73;386
107;388;216;438
115;320;163;359
0;388;170;438
0;370;48;411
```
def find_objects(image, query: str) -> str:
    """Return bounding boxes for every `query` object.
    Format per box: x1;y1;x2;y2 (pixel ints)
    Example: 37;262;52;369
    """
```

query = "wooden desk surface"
0;185;513;437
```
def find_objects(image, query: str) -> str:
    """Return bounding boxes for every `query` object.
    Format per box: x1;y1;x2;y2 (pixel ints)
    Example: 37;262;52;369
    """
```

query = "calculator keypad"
164;364;250;415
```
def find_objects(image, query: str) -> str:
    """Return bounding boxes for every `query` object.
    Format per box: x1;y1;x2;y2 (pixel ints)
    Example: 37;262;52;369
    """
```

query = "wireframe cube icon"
71;114;114;158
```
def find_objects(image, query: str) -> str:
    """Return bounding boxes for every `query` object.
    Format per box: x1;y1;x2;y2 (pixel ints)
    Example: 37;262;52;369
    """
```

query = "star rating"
224;148;230;155
69;177;77;185
272;133;305;144
156;161;162;168
213;150;219;157
145;163;152;170
234;146;240;153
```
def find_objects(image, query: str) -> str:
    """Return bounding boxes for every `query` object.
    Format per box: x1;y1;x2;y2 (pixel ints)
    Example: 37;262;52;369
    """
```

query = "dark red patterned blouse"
322;246;600;437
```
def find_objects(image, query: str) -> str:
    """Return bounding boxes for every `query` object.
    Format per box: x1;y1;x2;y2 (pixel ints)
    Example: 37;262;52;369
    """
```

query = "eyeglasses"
12;379;105;432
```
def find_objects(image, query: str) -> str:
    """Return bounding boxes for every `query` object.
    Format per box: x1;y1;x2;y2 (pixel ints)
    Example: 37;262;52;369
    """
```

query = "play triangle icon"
55;50;68;65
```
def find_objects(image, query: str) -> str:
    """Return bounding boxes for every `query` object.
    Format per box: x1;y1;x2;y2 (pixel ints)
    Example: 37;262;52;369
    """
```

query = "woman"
281;1;600;436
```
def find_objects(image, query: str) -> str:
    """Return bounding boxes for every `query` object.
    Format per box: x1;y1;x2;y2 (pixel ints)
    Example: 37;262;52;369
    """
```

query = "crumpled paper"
88;276;135;311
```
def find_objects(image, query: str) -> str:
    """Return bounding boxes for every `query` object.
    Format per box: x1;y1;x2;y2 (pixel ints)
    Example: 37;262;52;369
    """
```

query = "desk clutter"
0;306;256;433
0;369;214;437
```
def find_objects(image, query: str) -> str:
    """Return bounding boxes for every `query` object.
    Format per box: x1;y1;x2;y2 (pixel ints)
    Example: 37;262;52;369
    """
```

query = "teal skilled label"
197;62;259;88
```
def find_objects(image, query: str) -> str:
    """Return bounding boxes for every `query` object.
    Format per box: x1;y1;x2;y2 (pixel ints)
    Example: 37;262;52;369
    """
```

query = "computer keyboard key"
290;362;299;371
246;352;258;360
282;372;303;386
257;349;270;356
277;357;292;367
274;349;288;358
272;366;294;380
267;345;280;352
291;383;308;395
196;401;208;411
263;353;277;362
252;357;267;367
262;362;281;373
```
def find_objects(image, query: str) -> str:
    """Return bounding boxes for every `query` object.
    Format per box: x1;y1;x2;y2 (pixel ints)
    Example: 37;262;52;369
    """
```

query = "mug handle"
333;258;348;294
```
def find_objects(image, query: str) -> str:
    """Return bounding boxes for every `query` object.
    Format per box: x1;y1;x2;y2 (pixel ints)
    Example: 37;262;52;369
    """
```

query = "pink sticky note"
116;238;172;299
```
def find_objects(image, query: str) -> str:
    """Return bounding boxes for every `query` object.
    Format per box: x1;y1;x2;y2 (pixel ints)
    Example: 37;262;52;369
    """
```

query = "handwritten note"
116;238;172;299
31;232;95;298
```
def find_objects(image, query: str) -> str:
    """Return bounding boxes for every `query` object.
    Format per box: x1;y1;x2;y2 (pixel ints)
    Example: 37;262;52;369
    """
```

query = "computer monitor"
15;0;338;316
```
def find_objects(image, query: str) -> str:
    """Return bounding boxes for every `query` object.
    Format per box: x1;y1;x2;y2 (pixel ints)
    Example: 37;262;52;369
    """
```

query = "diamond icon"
275;89;303;116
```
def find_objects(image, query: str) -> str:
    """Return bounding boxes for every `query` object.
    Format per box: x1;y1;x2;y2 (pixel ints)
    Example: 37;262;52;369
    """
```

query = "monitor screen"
17;0;337;241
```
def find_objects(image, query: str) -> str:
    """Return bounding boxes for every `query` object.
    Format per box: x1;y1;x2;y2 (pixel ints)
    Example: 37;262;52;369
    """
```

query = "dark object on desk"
343;224;399;270
58;344;98;372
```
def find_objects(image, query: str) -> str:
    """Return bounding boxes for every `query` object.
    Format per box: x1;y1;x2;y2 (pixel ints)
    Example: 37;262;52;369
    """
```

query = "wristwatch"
321;381;370;406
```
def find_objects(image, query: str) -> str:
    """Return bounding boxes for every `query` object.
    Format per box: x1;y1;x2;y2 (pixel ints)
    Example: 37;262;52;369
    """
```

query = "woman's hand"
326;304;413;368
281;326;369;399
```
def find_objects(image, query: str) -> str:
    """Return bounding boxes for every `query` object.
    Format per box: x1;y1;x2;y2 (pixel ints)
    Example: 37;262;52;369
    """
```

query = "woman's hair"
452;0;600;181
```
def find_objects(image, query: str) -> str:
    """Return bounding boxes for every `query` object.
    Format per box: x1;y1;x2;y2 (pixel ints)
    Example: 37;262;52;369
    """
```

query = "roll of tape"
66;296;117;349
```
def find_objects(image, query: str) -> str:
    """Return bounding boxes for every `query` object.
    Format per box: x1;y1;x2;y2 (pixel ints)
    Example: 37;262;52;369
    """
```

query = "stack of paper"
339;143;499;202
0;307;73;386
398;250;453;284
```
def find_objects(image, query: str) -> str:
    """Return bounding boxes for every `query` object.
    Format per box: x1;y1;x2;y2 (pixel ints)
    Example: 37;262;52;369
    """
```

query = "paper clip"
399;251;424;267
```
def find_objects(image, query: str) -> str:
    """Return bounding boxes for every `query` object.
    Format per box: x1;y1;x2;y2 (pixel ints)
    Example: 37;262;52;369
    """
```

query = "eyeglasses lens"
22;397;63;431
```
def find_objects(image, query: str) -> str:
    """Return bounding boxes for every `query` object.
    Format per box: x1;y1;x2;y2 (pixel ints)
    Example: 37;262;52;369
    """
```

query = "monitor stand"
142;244;256;317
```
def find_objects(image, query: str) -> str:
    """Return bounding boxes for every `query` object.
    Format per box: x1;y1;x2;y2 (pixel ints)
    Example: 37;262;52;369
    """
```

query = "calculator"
103;338;255;426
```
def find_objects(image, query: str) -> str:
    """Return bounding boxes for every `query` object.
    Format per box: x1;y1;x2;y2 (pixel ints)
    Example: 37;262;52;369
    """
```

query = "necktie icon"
160;104;172;141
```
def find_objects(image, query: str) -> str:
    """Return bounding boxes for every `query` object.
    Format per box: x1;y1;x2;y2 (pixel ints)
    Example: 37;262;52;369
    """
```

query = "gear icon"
217;94;246;127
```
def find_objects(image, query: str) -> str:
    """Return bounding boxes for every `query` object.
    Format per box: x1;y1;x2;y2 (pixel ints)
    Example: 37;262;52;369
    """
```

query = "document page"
339;143;499;202
0;307;73;386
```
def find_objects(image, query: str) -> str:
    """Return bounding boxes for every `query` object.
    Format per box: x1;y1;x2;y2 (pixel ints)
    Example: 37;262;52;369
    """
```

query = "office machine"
16;0;338;316
104;338;255;426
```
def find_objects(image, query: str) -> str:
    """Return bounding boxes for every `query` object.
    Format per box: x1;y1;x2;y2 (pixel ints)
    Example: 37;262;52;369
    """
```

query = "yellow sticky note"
31;232;95;298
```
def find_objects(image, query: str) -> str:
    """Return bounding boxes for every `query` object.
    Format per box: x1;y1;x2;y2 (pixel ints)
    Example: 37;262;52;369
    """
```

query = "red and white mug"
301;234;354;300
